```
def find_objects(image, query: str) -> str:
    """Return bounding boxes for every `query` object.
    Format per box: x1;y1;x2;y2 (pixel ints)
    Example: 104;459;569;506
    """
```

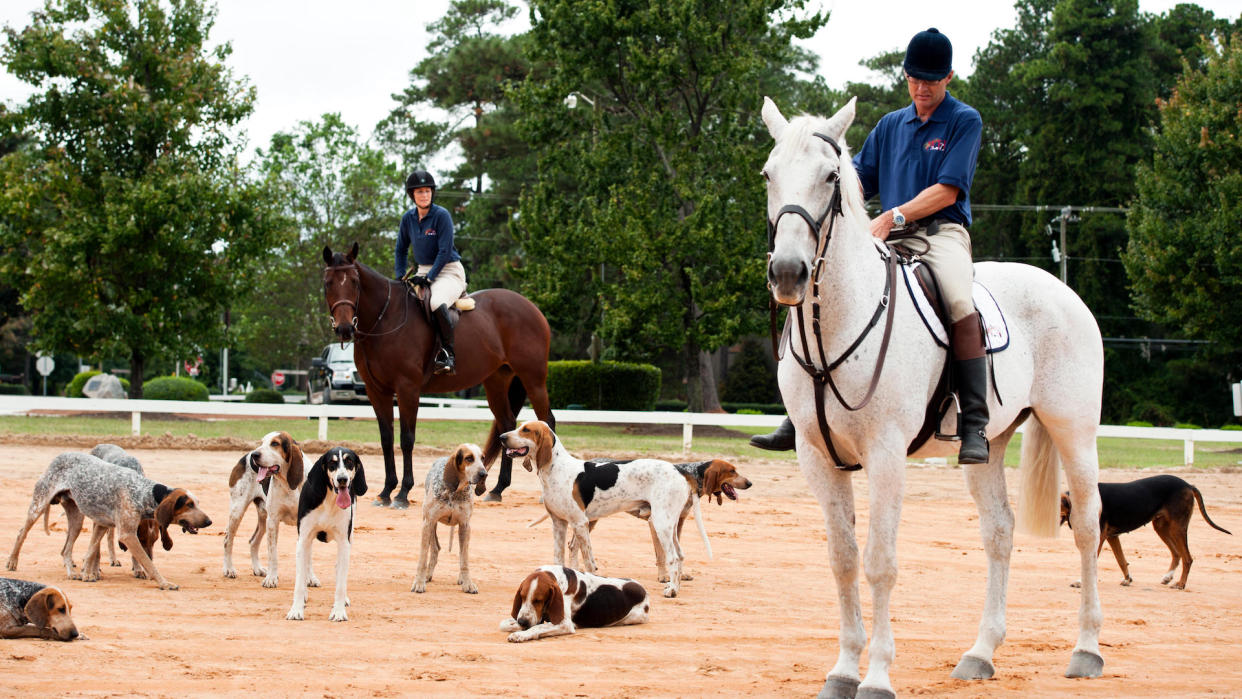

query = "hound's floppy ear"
159;522;174;551
154;488;181;531
541;572;566;626
442;455;461;495
350;453;367;497
511;575;533;620
323;246;334;265
535;424;554;471
347;242;359;262
703;463;722;505
228;456;247;488
287;440;305;489
762;96;788;141
23;589;51;629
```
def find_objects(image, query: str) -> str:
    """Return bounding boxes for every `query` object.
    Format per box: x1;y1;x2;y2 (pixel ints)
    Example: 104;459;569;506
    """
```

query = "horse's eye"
826;171;839;183
761;169;770;182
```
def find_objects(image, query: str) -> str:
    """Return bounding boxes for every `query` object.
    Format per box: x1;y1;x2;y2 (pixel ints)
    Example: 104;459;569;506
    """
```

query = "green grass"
0;415;1237;468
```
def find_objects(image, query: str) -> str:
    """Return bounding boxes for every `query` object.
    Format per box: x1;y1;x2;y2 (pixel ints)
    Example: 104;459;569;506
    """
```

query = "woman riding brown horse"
322;243;555;507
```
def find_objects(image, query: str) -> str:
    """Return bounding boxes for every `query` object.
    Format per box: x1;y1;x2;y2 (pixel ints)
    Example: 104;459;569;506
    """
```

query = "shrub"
721;402;786;415
721;340;779;404
0;383;29;395
1125;420;1155;428
142;376;209;401
547;360;661;411
1173;422;1202;430
64;370;131;397
245;388;286;404
654;399;688;412
1220;424;1242;431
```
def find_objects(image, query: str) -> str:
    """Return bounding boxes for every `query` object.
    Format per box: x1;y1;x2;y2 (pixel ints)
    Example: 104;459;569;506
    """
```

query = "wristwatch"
891;208;906;227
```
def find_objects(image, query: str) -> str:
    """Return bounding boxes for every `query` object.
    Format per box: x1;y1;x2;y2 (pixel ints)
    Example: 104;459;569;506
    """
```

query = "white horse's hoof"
816;675;859;699
950;654;995;680
856;687;895;699
1065;650;1104;678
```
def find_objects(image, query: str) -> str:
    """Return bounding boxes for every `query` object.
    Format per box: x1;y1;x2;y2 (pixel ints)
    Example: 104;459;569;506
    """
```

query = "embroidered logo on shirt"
923;138;947;152
423;228;436;236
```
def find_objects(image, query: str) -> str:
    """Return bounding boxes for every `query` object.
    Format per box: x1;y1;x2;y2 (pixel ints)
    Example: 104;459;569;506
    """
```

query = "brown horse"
322;243;555;507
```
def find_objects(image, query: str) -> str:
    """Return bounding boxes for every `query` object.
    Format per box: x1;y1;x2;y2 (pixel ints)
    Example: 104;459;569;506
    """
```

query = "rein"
766;131;900;471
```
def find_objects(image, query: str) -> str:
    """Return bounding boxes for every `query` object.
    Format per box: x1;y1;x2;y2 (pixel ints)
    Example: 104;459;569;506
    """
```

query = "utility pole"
1059;205;1070;284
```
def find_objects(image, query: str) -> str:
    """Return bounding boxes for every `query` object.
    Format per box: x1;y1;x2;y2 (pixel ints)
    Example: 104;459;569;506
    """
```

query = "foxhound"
499;420;696;597
0;577;79;641
500;565;648;642
222;431;306;587
7;452;212;590
412;444;488;594
287;447;366;621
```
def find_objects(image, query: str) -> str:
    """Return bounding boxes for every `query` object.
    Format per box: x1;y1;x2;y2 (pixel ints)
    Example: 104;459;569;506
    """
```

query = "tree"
237;114;404;368
376;0;534;290
1124;34;1242;374
0;0;282;396
512;0;827;411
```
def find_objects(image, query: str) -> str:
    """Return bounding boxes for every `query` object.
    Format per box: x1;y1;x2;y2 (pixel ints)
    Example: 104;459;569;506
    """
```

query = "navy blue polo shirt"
852;92;982;226
394;203;461;280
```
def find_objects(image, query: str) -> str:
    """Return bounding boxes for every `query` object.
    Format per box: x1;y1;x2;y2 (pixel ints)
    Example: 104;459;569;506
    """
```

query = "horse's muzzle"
767;255;809;306
333;322;356;342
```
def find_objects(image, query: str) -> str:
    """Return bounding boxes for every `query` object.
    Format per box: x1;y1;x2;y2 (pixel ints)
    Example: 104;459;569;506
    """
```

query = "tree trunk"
698;348;723;413
129;351;145;399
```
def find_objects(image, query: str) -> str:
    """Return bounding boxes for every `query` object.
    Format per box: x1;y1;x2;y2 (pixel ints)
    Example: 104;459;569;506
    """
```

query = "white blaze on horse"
761;96;1105;698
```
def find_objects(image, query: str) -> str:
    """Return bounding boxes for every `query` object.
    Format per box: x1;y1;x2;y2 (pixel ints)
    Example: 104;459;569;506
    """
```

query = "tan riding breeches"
418;261;468;310
897;222;975;323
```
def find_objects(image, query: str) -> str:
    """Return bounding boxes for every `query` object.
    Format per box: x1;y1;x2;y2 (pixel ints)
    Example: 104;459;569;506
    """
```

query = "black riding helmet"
904;28;952;81
405;170;436;200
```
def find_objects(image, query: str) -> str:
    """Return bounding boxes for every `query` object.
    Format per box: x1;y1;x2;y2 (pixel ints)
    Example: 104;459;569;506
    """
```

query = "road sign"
35;355;55;377
184;356;203;376
271;371;286;388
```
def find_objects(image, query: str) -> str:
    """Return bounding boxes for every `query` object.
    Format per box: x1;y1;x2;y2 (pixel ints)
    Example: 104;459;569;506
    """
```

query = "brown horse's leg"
480;374;520;502
367;387;398;507
394;394;419;509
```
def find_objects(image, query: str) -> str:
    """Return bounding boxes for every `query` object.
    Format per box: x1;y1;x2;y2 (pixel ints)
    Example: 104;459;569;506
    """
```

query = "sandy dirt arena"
0;438;1239;698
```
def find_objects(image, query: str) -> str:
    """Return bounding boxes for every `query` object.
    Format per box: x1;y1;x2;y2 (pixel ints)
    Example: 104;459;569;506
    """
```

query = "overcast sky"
2;0;1239;163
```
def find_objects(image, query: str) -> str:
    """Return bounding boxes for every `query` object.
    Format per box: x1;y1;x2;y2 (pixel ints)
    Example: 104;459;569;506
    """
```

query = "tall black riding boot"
749;416;796;451
951;312;990;464
432;304;457;375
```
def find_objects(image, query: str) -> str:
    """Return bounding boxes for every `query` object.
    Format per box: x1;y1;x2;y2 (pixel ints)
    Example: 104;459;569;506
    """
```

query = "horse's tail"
483;377;530;466
1016;417;1062;538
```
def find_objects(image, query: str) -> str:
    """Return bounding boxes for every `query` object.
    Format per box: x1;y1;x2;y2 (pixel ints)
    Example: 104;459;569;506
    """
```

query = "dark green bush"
142;376;209;401
721;402;786;415
64;370;131;397
245;388;286;404
721;339;779;404
547;360;661;411
654;399;688;412
0;383;29;395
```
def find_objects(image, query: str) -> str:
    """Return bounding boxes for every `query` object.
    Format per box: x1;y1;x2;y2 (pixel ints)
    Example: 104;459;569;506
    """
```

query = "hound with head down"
0;577;79;641
287;447;366;622
499;420;696;597
500;565;648;642
222;431;306;587
6;452;212;590
412;444;488;594
87;444;157;575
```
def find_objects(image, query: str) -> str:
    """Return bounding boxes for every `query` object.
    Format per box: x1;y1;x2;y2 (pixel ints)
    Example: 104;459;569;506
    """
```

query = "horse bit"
766;131;899;471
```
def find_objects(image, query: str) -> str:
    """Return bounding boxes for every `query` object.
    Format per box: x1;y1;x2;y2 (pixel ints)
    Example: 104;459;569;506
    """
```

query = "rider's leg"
427;262;467;376
921;223;989;464
432;304;457;375
749;416;796;451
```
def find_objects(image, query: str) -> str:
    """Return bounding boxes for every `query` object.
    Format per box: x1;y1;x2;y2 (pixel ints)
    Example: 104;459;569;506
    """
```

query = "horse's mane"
783;114;871;235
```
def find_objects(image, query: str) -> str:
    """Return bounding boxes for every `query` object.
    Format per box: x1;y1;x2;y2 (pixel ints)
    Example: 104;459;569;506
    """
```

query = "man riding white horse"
752;27;989;465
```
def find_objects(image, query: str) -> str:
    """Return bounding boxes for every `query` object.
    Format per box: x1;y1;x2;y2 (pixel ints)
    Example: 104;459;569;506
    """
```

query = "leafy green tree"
512;0;826;411
376;0;534;290
1124;34;1242;375
238;114;404;368
0;0;282;396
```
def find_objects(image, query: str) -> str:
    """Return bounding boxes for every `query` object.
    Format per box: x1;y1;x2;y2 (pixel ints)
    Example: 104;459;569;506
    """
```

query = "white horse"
761;96;1105;698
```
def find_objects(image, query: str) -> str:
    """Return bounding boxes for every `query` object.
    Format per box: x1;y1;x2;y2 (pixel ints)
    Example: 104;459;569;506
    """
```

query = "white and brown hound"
412;444;488;594
7;452;212;590
500;565;648;642
0;577;79;641
287;447;366;622
223;431;306;587
499;420;695;597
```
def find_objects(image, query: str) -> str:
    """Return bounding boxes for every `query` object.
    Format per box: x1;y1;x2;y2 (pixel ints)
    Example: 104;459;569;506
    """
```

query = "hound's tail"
1190;486;1233;535
1016;417;1062;538
42;504;50;535
526;513;549;528
446;524;454;552
692;493;713;560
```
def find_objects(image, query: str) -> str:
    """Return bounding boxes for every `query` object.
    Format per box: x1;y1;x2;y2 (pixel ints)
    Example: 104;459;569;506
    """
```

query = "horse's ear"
347;242;358;262
761;96;787;141
826;96;857;139
322;246;333;265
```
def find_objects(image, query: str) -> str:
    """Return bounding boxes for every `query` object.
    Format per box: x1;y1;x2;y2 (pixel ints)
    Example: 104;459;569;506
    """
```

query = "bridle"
765;131;899;471
325;264;410;345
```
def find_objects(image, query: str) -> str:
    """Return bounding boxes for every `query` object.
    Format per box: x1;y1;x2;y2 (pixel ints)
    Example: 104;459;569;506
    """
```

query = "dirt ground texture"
0;438;1239;698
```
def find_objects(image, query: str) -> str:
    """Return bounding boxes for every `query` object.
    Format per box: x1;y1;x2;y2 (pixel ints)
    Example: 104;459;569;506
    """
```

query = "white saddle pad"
901;262;1009;353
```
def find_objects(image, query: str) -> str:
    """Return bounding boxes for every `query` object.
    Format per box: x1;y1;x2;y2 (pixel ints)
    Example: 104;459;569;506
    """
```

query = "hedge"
142;376;210;401
64;370;131;398
547;360;660;411
0;383;29;395
245;388;286;404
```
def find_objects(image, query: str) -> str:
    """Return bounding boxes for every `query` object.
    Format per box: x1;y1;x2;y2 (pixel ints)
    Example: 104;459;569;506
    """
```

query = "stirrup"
433;348;455;375
935;393;963;442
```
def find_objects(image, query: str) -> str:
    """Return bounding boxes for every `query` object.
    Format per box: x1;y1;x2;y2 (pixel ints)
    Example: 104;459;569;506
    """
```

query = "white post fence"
1;395;1240;464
